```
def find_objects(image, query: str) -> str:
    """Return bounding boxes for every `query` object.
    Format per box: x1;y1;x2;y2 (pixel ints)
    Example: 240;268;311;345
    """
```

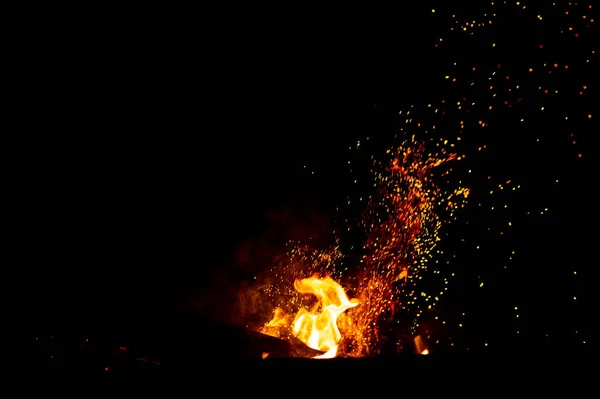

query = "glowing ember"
255;137;469;358
414;335;429;355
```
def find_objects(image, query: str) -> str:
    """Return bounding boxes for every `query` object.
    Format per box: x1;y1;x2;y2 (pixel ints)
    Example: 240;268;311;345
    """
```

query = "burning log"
260;334;326;358
240;330;293;358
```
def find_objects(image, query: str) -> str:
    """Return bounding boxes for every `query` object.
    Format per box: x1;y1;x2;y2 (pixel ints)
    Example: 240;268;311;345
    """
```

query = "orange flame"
262;275;359;358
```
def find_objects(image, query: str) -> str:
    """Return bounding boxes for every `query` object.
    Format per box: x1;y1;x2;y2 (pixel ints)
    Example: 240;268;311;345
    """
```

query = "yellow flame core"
263;275;359;358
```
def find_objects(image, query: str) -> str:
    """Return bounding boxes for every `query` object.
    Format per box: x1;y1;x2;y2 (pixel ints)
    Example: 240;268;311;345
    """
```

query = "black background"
19;2;593;354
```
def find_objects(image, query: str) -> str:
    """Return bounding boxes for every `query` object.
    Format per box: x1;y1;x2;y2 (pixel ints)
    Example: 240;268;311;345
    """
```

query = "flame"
252;137;469;357
262;275;359;358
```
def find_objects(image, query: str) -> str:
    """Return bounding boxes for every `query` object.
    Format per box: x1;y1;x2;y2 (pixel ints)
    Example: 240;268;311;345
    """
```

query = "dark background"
20;1;594;357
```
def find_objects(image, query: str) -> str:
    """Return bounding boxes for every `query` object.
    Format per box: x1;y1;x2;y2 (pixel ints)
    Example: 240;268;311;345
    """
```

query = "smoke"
186;199;335;328
234;201;335;326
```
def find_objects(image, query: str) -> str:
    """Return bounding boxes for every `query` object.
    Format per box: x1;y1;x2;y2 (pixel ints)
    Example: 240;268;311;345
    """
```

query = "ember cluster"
301;0;595;353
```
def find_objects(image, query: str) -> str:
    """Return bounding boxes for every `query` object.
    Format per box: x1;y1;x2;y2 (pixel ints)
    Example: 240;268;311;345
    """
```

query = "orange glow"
254;138;468;358
262;275;359;359
414;335;429;355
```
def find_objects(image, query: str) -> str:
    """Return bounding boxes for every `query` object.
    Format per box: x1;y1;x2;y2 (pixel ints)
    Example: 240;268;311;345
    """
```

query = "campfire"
245;137;469;359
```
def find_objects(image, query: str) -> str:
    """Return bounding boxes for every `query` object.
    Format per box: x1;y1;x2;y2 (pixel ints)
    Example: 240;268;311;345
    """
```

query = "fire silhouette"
255;137;469;358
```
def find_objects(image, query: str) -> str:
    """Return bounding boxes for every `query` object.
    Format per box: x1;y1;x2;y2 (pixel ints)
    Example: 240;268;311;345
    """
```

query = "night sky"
25;1;594;355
